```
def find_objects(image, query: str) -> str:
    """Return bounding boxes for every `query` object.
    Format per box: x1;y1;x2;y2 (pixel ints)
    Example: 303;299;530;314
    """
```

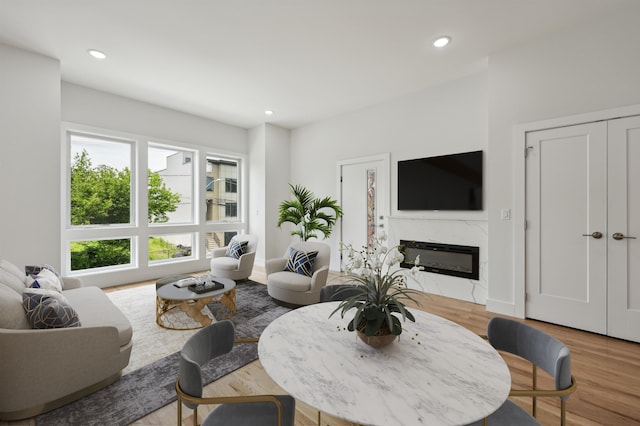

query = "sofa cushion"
22;289;81;329
0;259;27;283
0;268;26;294
211;256;241;271
0;283;31;329
64;286;133;347
267;271;312;292
225;239;248;259
284;248;318;277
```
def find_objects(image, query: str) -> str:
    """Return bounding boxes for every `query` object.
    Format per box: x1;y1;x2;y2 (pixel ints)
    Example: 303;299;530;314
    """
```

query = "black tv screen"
398;150;483;210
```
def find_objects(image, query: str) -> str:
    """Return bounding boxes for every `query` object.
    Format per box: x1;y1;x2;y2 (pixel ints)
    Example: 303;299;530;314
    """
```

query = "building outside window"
149;144;195;225
225;178;238;193
205;157;239;223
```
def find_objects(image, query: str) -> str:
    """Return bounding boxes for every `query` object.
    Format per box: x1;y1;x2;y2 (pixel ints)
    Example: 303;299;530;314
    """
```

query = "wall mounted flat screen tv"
398;150;483;210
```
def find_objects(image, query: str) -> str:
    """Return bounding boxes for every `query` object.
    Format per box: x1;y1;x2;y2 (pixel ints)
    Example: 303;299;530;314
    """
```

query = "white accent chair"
266;241;330;306
210;234;258;281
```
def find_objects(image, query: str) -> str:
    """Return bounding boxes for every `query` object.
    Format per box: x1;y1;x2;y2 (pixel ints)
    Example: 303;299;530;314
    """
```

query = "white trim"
513;103;640;318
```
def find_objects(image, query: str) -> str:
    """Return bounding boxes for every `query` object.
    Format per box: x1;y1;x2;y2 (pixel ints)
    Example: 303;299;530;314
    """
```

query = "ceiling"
0;0;635;129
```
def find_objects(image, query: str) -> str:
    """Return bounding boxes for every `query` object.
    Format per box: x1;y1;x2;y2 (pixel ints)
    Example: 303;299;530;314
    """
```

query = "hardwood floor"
5;269;640;425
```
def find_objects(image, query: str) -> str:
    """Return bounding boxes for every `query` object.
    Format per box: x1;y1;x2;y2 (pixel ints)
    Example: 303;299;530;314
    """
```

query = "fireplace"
400;240;479;280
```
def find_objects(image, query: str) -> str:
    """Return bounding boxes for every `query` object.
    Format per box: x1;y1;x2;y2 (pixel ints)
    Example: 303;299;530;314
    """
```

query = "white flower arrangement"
332;233;424;337
341;233;423;285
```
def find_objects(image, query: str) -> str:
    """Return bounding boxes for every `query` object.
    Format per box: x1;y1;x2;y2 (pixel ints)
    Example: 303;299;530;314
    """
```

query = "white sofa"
0;261;132;420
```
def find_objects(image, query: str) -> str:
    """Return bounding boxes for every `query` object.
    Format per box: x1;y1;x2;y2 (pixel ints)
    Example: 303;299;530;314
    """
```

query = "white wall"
0;44;61;270
248;125;267;263
487;3;640;315
248;123;291;265
291;72;488;301
62;82;246;150
264;124;292;259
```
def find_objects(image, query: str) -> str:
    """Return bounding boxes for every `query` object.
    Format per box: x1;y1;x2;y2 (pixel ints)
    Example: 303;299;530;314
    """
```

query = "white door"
339;155;389;268
608;116;640;342
525;122;608;334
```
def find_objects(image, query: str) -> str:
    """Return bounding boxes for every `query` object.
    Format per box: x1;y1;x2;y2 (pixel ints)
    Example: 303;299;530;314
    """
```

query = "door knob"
612;232;637;240
582;232;603;239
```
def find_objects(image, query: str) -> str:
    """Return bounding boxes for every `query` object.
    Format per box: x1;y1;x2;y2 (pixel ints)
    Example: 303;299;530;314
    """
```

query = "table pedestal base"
156;287;236;330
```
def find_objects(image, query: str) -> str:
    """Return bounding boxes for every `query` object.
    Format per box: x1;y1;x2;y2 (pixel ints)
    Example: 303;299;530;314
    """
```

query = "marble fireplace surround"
387;216;488;305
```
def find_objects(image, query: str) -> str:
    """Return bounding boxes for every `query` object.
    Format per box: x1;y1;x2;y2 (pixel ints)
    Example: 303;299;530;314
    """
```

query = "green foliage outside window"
70;150;131;225
70;239;131;271
70;150;182;270
70;150;181;225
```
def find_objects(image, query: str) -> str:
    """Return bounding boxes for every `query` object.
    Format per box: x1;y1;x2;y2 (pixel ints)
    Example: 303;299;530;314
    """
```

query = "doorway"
338;154;390;269
525;116;640;342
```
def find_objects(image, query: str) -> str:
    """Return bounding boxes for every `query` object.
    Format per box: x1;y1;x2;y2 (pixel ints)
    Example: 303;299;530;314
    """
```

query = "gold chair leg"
177;396;182;426
317;410;321;425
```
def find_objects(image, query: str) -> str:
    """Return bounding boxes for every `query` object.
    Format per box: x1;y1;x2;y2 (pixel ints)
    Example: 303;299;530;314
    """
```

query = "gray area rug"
35;281;291;426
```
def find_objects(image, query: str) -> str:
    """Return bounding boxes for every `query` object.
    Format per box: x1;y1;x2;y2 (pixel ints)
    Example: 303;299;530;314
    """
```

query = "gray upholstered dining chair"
175;321;295;426
467;317;577;426
319;284;363;302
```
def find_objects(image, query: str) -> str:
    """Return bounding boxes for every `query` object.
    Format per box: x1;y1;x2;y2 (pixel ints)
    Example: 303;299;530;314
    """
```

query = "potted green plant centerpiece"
277;184;343;241
331;234;424;347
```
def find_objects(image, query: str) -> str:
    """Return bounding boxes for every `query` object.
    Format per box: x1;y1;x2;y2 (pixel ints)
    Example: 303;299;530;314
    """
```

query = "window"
69;133;133;226
148;144;195;224
205;156;239;222
225;203;238;217
225;178;238;193
67;133;134;270
63;124;246;279
148;233;195;262
70;238;132;271
205;231;238;253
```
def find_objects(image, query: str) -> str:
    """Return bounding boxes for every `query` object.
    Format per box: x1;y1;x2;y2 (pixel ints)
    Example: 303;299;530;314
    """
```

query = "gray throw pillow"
22;290;81;329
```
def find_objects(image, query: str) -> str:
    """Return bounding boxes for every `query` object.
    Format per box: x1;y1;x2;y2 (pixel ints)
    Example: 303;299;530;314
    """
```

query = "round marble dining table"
258;302;511;426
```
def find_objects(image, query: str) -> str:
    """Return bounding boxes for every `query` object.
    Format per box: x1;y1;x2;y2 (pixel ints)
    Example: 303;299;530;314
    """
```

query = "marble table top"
258;302;510;426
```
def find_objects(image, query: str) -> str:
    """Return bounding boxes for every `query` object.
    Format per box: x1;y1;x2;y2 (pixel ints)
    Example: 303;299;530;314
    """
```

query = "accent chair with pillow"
210;234;258;281
266;241;330;306
0;259;132;421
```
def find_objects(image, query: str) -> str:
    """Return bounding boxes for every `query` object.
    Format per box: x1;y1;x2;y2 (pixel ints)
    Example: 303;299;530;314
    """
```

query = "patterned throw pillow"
22;290;81;329
284;248;319;277
25;264;61;279
25;268;63;292
225;240;248;259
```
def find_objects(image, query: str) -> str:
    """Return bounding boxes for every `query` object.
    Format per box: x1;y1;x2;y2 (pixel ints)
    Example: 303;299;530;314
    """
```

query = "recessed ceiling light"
88;49;107;60
264;110;274;116
432;36;451;48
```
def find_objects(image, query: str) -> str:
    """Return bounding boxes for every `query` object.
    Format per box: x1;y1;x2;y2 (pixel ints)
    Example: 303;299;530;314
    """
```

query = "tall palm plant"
277;184;343;241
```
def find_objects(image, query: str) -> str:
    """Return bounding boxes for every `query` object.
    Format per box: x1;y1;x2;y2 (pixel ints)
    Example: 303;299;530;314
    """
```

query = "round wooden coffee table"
155;276;236;330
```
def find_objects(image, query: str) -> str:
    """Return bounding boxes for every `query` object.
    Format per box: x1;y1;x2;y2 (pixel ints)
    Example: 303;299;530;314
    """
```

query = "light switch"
501;208;511;220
